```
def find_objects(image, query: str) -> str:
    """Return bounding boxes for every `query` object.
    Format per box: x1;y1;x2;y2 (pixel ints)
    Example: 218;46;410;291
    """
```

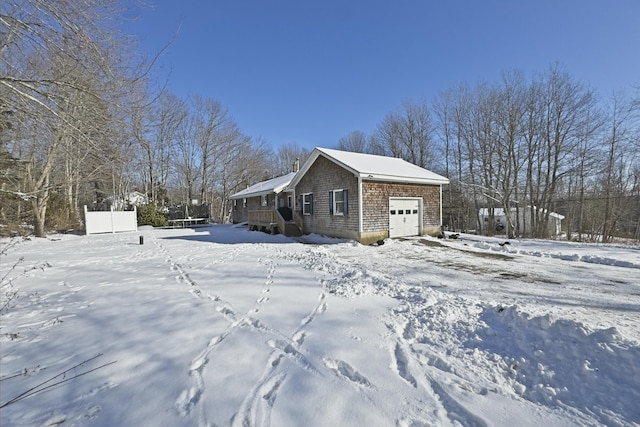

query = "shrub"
136;204;167;227
45;192;80;232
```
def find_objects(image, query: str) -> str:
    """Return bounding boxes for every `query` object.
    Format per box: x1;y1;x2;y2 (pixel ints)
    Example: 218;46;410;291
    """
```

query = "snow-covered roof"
230;172;296;199
289;147;450;188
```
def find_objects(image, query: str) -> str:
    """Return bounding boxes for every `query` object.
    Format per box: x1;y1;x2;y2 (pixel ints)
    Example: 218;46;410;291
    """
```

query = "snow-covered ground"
1;225;639;427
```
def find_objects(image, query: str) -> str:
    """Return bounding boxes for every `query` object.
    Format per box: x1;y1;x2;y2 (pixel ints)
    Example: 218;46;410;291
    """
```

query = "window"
302;193;313;215
329;189;348;215
261;194;268;206
243;198;247;208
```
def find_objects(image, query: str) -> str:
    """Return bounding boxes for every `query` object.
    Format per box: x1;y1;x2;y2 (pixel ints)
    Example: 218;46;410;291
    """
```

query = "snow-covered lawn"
1;225;639;426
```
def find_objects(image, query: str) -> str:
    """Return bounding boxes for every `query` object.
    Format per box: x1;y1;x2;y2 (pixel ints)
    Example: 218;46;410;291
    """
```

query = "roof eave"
230;173;296;199
361;173;450;185
230;189;273;200
230;184;294;199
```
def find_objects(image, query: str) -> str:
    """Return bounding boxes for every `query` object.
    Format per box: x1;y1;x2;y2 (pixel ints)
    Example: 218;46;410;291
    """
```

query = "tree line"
339;68;639;242
1;1;638;241
0;0;308;236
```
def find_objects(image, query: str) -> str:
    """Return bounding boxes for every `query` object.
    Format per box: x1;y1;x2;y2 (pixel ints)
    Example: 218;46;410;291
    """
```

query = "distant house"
128;191;149;206
230;147;449;244
478;207;565;236
101;191;149;210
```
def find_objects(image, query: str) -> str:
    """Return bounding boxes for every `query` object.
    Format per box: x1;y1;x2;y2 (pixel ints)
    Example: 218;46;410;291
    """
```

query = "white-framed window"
301;193;313;215
243;198;247;208
261;194;268;206
329;189;348;215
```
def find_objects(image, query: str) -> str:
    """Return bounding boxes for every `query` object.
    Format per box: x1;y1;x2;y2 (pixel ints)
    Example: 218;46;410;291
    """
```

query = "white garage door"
389;198;421;238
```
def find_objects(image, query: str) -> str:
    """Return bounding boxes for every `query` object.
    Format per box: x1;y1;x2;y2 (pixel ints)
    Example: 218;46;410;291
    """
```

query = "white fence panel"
85;205;138;235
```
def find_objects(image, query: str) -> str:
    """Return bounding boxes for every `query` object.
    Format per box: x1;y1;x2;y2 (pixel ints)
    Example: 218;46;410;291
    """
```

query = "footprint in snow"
293;331;306;345
299;295;327;327
323;357;374;389
267;339;319;374
216;305;236;321
394;342;418;388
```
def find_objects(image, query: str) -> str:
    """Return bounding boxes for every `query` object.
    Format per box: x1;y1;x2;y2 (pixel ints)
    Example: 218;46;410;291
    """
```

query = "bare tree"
189;96;238;208
433;84;477;232
337;130;370;153
526;65;598;237
166;95;272;221
273;143;310;176
133;90;187;207
597;92;639;242
561;103;600;242
1;0;142;236
493;71;527;237
372;100;439;170
173;112;200;207
215;137;273;222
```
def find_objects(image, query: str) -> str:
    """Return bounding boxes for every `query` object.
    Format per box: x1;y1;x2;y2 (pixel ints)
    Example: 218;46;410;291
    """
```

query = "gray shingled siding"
296;156;360;238
361;181;441;232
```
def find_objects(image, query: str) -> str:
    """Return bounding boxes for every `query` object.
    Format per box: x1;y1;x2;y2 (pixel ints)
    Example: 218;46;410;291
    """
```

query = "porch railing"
248;210;277;227
248;209;302;236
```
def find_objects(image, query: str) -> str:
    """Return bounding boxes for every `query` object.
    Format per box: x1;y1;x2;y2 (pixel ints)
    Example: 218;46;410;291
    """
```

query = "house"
230;172;300;235
231;147;449;244
478;206;565;236
128;191;149;206
101;191;149;210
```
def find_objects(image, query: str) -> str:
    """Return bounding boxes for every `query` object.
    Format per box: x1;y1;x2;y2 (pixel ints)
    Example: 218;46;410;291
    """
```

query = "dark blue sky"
125;0;640;150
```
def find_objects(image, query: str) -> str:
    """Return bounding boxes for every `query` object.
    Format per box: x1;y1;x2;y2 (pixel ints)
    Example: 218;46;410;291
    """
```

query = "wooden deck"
248;210;301;236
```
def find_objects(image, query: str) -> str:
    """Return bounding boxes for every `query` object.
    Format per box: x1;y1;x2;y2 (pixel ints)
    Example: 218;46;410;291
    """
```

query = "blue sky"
125;0;640;150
